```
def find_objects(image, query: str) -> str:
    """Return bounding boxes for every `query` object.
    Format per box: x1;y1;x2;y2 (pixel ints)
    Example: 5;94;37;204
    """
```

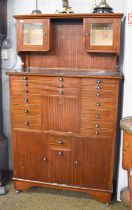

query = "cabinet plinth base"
13;179;112;204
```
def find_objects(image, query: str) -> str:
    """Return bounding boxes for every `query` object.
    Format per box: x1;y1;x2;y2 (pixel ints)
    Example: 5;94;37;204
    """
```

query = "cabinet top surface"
14;13;124;20
121;117;132;134
6;68;123;79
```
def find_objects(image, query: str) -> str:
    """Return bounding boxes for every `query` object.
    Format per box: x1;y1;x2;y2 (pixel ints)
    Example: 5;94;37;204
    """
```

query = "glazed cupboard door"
13;130;49;182
16;19;51;51
73;138;113;190
84;18;121;53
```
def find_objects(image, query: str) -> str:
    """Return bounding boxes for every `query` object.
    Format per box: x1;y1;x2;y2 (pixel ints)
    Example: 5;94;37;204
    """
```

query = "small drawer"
49;135;72;151
12;116;41;130
11;95;41;105
83;98;115;110
12;106;41;117
83;121;114;129
80;128;114;138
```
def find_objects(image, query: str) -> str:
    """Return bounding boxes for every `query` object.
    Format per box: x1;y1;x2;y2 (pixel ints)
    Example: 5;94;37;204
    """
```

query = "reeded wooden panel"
42;96;80;133
29;22;117;70
49;150;72;185
73;138;112;190
13;130;49;182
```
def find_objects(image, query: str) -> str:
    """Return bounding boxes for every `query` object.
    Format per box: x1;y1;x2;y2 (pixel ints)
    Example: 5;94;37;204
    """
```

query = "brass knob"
24;82;28;86
123;150;127;155
24;122;29;126
86;32;90;36
24;110;28;113
96;131;99;135
58;152;63;156
43;32;46;36
58;84;63;88
58;141;63;144
59;91;63;95
24;90;28;94
96;93;100;97
96;103;100;107
59;78;63;82
125;142;129;148
96;114;100;118
97;80;101;83
96;124;100;128
23;76;28;80
96;85;101;90
24;98;28;102
43;157;48;161
75;161;78;165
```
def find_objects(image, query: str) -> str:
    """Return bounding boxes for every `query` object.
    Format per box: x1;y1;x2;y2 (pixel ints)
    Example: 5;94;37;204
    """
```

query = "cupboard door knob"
96;124;100;128
58;152;63;156
24;110;28;113
96;103;100;107
97;80;101;83
58;141;63;144
59;78;63;81
24;82;28;86
96;131;99;135
24;122;29;126
59;91;63;95
24;98;28;102
43;157;48;161
96;93;100;97
24;90;28;94
96;114;100;118
58;84;63;88
23;76;28;80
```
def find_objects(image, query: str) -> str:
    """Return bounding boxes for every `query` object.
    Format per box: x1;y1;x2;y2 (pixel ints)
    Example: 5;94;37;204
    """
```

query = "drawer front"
82;98;115;110
49;135;72;151
80;128;114;138
11;95;41;105
12;106;41;117
122;132;132;170
12;116;41;130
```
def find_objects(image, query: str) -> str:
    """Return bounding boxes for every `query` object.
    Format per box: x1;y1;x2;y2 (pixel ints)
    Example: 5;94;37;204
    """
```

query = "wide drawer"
82;98;115;110
12;106;41;117
80;128;114;138
11;95;41;105
12;116;41;129
49;135;72;151
81;109;116;122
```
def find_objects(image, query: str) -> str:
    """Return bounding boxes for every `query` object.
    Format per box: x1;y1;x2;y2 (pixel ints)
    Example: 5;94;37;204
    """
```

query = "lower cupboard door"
13;130;49;182
49;150;72;185
73;138;113;190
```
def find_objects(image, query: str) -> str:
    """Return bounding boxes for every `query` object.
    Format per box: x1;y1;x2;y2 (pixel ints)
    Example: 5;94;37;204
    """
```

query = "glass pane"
90;23;113;46
23;23;43;46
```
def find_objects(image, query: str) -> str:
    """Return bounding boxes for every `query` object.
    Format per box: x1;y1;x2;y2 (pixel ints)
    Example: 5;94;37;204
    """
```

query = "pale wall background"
2;0;129;200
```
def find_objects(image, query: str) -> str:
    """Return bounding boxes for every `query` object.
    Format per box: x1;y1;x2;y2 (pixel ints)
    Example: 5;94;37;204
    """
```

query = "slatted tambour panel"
29;21;117;70
80;78;118;136
73;137;112;190
42;96;80;133
13;130;49;182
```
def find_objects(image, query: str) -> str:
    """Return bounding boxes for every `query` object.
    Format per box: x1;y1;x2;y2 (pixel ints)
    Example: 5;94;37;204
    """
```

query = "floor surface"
0;182;128;210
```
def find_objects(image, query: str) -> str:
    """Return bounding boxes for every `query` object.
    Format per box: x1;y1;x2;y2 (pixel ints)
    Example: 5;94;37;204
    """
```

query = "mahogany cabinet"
7;13;123;204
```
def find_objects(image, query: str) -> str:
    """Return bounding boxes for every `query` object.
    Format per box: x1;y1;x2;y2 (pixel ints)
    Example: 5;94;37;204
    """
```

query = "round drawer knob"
75;160;78;165
96;93;100;97
24;90;28;94
24;82;28;86
96;85;101;90
97;80;101;83
24;98;28;102
123;150;127;155
96;103;100;107
24;110;28;113
58;152;64;156
58;141;63;144
96;131;99;135
24;122;29;126
58;84;63;88
59;91;63;95
96;114;100;118
23;76;28;80
96;124;100;128
125;142;129;148
43;157;48;161
59;78;63;82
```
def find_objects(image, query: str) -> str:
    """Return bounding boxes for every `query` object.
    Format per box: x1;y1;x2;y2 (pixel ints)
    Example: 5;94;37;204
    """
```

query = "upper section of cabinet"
14;13;123;53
